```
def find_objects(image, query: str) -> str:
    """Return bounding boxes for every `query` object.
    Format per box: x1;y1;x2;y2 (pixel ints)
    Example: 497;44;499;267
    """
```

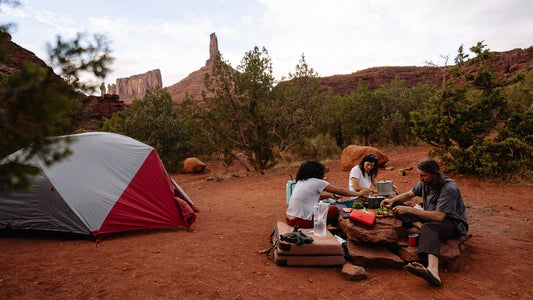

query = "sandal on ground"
404;263;442;287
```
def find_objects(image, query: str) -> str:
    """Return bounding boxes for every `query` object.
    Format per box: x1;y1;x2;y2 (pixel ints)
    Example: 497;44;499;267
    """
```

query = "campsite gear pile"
0;132;198;237
279;226;314;245
348;209;377;229
269;221;346;266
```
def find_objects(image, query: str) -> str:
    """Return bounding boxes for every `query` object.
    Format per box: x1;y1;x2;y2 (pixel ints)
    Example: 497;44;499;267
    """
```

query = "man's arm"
392;206;446;222
381;190;415;208
384;190;447;221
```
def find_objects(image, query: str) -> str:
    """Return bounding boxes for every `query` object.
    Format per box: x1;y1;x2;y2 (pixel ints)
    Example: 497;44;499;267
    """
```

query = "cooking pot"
367;196;384;209
377;180;394;196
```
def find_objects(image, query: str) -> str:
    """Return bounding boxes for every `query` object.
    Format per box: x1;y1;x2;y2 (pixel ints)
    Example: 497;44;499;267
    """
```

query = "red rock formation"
80;94;127;131
165;33;532;108
320;66;445;96
166;33;219;107
183;157;206;173
340;145;389;171
0;33;60;81
84;94;126;119
319;47;533;95
107;69;162;105
463;47;533;79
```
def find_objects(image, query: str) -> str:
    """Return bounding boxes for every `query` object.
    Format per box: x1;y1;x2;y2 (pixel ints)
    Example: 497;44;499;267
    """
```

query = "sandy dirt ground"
1;145;533;299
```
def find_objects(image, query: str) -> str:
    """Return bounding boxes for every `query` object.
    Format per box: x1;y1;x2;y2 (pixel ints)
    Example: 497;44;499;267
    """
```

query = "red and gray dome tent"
0;132;198;237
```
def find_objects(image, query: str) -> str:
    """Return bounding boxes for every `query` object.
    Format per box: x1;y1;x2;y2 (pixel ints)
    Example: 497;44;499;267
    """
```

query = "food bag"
313;202;329;237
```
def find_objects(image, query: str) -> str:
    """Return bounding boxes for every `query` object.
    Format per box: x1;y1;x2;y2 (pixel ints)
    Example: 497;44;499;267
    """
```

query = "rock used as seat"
338;215;407;245
338;214;472;268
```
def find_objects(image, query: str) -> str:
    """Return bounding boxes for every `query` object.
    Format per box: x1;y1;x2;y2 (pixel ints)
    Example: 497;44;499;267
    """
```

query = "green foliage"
508;69;533;112
180;51;332;171
335;80;380;145
0;3;113;194
272;54;332;153
290;133;341;161
375;78;436;146
100;87;191;172
201;47;276;170
176;40;532;178
411;42;533;176
178;93;217;157
454;44;469;65
185;47;275;171
329;77;434;147
47;33;113;94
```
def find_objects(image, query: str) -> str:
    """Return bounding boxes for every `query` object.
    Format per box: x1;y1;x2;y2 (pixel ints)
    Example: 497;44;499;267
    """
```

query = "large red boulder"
340;145;389;171
183;157;206;174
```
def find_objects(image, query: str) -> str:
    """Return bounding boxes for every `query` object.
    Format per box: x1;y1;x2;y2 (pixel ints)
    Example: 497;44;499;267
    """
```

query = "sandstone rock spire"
167;32;221;107
207;32;219;65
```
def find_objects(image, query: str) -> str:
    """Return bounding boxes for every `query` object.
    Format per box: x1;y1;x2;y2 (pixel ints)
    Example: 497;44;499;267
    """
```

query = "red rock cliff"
107;69;162;105
319;47;533;95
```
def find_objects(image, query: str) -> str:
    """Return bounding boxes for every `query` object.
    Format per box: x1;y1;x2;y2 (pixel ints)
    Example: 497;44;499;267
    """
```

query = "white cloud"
1;5;26;18
86;15;217;86
33;10;75;27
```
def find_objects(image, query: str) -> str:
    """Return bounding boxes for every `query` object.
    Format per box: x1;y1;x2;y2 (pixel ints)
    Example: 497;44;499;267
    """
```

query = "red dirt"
1;145;532;299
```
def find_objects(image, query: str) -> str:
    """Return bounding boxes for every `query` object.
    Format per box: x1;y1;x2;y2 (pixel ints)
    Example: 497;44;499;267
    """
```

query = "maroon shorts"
286;206;340;228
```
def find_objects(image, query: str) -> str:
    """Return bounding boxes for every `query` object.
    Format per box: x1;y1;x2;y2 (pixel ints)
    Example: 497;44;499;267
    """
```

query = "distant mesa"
319;47;533;96
107;69;162;105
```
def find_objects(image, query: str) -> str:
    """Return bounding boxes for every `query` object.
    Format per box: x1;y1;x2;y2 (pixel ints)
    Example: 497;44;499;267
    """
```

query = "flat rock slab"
346;241;404;269
339;215;473;267
338;215;408;246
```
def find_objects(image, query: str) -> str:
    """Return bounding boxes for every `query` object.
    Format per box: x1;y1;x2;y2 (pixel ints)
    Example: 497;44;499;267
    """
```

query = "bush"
412;42;533;177
290;133;341;161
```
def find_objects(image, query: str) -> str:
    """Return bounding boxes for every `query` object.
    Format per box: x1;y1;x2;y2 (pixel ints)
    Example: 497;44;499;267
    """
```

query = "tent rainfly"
0;132;198;237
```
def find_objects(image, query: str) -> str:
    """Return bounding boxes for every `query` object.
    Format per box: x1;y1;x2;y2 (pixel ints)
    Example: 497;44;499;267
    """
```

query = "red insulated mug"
408;233;419;246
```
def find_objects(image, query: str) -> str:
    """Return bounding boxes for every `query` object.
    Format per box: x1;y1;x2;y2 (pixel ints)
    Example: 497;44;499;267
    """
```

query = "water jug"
313;202;329;237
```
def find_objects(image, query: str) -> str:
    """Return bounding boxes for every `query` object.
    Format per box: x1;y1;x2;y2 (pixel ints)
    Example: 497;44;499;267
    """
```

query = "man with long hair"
381;158;468;287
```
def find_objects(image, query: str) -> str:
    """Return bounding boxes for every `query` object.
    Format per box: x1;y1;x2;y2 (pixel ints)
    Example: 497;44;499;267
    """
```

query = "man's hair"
296;160;325;181
417;158;441;176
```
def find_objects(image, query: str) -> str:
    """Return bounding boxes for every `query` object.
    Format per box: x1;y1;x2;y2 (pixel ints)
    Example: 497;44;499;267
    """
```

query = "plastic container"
345;199;354;208
313;202;329;237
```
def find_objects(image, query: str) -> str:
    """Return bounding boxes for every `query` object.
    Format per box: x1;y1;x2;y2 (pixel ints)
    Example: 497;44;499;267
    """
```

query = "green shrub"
290;133;341;161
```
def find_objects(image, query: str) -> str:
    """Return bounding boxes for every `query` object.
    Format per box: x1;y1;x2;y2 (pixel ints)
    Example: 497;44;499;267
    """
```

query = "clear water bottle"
313;202;329;237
